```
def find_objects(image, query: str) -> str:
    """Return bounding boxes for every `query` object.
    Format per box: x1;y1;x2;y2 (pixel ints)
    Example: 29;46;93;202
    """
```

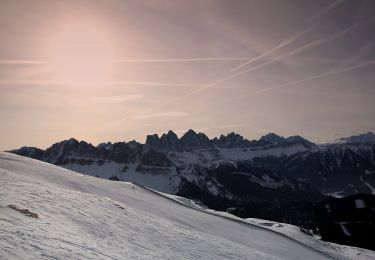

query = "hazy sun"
51;24;114;86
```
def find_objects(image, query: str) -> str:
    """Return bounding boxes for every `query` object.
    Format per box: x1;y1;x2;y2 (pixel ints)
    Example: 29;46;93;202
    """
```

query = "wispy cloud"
131;111;189;120
89;95;141;104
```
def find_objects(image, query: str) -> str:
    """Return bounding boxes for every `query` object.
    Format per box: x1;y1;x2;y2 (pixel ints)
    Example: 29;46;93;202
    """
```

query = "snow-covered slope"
336;132;375;144
1;152;373;259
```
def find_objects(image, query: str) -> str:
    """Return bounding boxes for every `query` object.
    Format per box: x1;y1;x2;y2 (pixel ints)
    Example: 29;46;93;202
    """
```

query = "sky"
1;0;375;150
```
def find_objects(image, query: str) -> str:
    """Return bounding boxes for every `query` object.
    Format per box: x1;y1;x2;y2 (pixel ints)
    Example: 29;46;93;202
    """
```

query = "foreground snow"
0;152;373;259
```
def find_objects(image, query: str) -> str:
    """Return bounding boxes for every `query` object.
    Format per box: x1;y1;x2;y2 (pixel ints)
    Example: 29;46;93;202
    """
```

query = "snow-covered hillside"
1;152;374;259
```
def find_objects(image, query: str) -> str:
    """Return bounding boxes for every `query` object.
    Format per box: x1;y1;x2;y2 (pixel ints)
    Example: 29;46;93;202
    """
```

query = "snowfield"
1;152;374;259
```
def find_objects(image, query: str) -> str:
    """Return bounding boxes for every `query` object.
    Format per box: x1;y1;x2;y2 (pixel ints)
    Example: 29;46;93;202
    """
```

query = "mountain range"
10;130;375;200
9;130;375;249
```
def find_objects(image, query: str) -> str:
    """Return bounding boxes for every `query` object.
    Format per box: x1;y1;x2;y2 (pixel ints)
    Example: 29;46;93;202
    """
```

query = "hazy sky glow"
1;0;375;150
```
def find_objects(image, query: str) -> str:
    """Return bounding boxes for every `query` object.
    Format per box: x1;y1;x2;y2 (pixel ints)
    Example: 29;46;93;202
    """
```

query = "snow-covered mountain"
9;131;321;200
9;131;375;215
1;152;374;259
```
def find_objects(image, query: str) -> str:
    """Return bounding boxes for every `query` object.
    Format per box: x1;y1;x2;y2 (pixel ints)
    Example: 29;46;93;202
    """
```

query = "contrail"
117;56;374;65
0;60;48;64
221;60;375;103
109;81;201;88
308;0;345;23
1;56;369;66
141;3;366;111
0;57;250;65
0;80;60;85
228;0;345;74
115;57;251;62
159;17;375;105
102;18;375;130
228;26;314;73
131;112;189;120
0;80;202;88
290;57;375;64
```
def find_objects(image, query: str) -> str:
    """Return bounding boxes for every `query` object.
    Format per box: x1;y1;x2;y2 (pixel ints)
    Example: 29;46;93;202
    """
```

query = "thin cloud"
89;95;141;104
131;111;189;120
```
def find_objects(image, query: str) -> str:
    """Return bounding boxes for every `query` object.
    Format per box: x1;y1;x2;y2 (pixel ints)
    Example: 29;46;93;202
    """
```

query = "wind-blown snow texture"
1;152;374;259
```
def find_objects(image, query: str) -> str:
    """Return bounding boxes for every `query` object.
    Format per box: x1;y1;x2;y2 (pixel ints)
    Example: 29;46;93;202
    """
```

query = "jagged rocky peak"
9;146;45;159
181;129;198;138
259;133;317;148
179;129;212;151
336;132;375;144
145;131;179;150
145;134;161;147
159;130;179;150
47;138;79;152
97;141;113;150
127;140;141;149
145;129;213;151
286;135;316;148
166;130;178;140
213;132;250;148
259;133;286;145
223;132;244;141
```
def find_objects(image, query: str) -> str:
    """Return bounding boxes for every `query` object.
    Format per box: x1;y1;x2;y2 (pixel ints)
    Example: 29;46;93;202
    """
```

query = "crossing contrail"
101;18;374;131
228;0;345;74
228;27;314;73
221;60;375;103
154;17;375;107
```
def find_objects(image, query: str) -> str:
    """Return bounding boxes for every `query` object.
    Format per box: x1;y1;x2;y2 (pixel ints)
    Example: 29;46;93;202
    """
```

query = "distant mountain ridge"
145;130;317;151
335;132;375;144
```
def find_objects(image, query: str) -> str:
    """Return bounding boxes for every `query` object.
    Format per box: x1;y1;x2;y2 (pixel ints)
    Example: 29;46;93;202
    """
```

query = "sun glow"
51;24;114;86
